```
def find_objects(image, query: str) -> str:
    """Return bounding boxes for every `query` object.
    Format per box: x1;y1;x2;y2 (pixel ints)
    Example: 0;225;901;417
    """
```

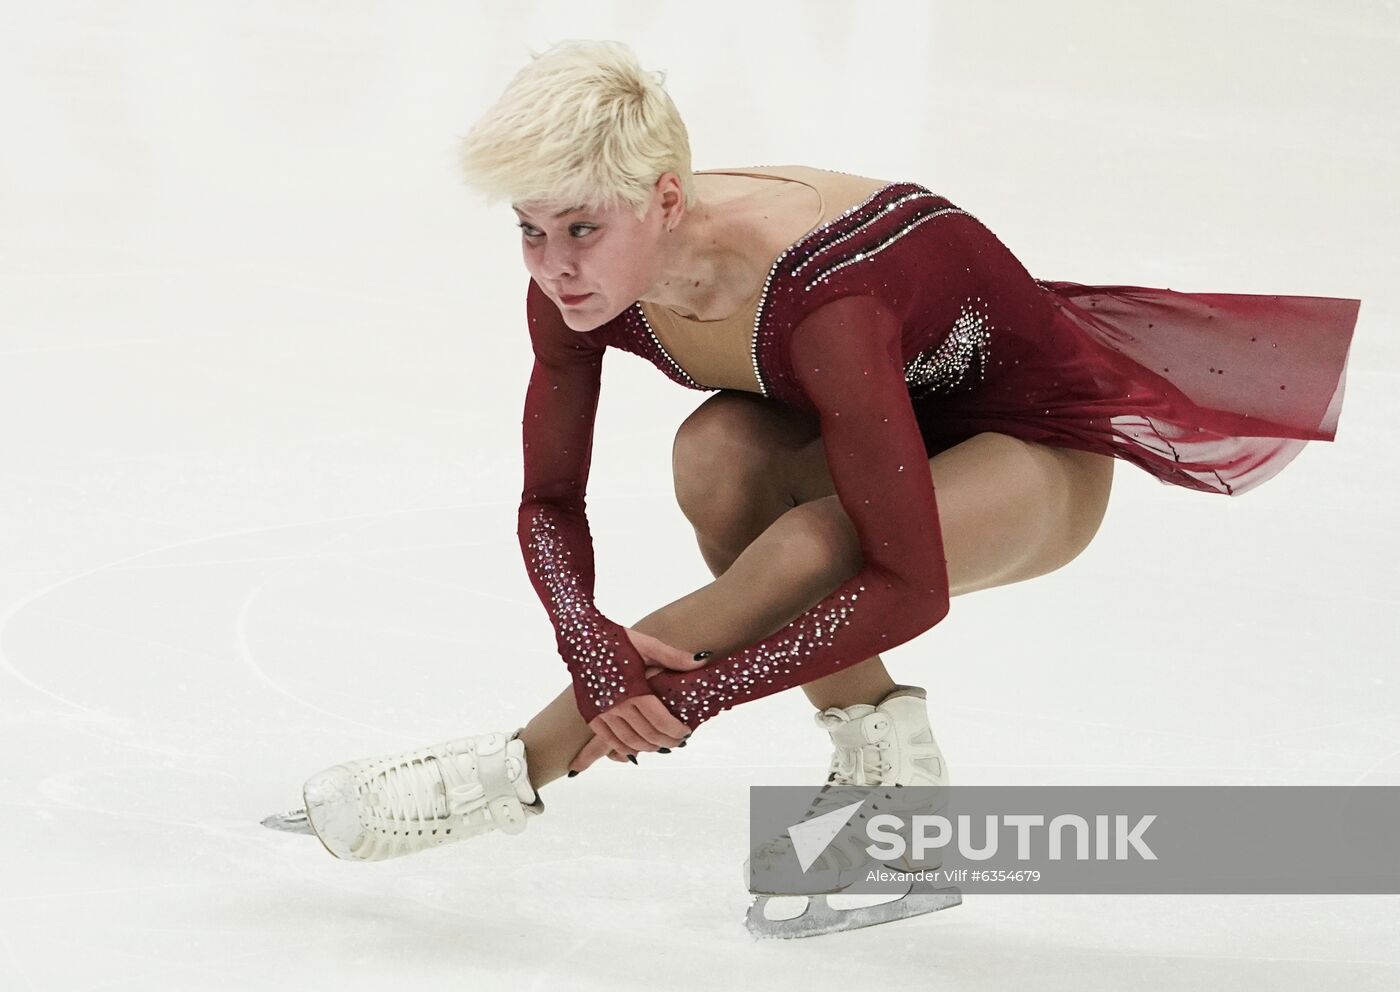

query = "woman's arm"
516;279;659;724
646;295;951;729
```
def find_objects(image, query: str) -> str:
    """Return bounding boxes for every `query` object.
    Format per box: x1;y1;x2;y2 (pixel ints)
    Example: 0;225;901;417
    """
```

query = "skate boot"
299;727;544;862
744;685;961;937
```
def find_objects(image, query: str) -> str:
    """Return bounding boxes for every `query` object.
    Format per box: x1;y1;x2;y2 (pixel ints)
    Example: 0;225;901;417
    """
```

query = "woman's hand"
568;628;708;775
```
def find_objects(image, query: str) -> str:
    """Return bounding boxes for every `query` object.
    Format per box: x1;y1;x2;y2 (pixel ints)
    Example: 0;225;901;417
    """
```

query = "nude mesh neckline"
655;167;827;326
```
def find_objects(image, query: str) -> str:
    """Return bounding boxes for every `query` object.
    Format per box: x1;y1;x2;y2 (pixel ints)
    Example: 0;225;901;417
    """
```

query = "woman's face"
512;174;677;332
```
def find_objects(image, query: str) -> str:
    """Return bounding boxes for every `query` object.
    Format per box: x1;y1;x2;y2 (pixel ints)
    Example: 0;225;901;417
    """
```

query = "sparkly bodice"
603;176;1047;417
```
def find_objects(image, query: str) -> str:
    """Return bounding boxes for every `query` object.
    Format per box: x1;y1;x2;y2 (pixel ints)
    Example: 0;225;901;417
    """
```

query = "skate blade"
261;807;316;835
745;886;962;939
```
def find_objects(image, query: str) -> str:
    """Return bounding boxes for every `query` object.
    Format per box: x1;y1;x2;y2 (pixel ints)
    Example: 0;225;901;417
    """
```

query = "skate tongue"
430;735;538;818
819;704;881;750
504;737;537;805
820;703;892;786
816;703;876;727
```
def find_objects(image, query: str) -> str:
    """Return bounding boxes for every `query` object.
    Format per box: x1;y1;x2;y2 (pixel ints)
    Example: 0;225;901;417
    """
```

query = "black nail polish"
693;651;712;661
567;770;578;777
658;747;671;753
677;741;686;747
627;754;637;764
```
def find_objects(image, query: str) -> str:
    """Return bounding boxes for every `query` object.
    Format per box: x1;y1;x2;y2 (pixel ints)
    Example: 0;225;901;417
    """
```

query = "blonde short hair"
457;39;695;222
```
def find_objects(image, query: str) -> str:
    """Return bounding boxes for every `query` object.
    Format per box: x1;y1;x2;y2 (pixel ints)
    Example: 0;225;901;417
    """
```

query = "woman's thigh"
784;429;1115;596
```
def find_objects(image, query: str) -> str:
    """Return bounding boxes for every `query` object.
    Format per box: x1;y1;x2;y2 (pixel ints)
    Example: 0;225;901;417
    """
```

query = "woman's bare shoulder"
707;163;898;191
787;164;900;194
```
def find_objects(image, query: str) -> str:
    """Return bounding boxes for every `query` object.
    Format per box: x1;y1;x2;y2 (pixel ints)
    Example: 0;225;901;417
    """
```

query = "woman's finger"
568;733;612;775
599;711;648;754
623;627;711;673
588;716;632;758
637;696;693;743
617;699;682;749
660;641;710;672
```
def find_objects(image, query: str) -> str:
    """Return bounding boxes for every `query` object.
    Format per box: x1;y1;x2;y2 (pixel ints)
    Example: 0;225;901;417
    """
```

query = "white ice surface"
2;1;1398;989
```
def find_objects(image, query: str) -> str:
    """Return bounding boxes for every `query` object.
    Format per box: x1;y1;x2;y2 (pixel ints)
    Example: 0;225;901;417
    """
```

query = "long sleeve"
517;279;655;724
647;295;951;730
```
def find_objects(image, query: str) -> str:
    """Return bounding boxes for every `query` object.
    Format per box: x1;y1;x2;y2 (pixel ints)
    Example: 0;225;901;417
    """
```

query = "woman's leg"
660;393;1114;710
519;392;1114;787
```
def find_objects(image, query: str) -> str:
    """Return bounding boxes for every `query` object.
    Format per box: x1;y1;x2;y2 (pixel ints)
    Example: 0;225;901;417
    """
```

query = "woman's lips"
559;292;592;306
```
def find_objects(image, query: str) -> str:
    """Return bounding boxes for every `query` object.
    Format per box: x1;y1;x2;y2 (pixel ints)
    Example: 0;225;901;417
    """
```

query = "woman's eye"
517;223;595;239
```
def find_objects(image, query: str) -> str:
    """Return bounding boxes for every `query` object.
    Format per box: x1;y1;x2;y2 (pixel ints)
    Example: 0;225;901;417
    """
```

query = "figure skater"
266;39;1359;936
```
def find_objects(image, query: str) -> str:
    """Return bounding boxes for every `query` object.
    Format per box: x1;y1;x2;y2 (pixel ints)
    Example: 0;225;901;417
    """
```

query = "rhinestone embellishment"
634;306;708;391
904;298;993;397
802;205;976;291
665;585;866;726
525;512;629;713
789;190;942;278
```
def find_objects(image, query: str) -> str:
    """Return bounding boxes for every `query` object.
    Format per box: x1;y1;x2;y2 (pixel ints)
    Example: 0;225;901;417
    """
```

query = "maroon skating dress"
518;180;1360;732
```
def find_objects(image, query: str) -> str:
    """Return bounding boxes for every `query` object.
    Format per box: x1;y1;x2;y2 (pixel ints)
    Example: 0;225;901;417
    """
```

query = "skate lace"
372;746;492;832
823;717;892;788
753;712;892;861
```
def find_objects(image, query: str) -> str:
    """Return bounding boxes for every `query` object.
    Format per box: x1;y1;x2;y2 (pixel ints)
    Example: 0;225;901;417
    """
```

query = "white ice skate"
261;727;544;861
745;685;962;938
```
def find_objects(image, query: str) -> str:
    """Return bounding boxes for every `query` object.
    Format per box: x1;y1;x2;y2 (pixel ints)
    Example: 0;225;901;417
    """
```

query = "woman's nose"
539;245;577;279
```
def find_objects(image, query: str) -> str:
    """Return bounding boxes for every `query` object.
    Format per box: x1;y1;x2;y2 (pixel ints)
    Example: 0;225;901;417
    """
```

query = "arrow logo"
787;799;867;872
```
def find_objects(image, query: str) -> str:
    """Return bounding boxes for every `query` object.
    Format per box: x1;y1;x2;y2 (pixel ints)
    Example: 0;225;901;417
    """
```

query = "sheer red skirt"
912;281;1360;496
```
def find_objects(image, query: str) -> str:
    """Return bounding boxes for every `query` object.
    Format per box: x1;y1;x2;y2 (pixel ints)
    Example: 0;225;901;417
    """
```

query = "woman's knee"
671;392;799;537
767;498;865;584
